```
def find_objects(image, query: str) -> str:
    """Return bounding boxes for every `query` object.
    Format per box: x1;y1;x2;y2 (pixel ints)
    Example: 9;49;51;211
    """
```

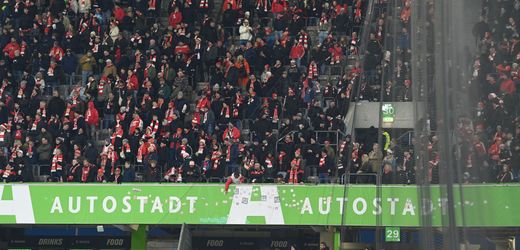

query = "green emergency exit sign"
385;227;400;242
382;103;395;123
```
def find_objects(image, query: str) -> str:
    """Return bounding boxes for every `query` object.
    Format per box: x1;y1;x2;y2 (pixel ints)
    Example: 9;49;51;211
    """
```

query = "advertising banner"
0;184;518;227
8;236;130;249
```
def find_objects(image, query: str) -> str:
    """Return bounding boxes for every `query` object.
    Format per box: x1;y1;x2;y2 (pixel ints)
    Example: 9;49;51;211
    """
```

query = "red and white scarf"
47;65;55;77
165;107;176;123
31;117;40;131
179;145;189;159
200;0;209;8
81;166;90;182
272;106;279;123
98;81;105;96
147;120;160;137
265;158;273;168
319;155;326;168
308;63;318;79
211;150;221;169
73;115;83;130
38;107;46;118
51;153;63;172
130;117;143;135
299;33;309;49
288;169;299;184
221;106;230;118
226;145;232;162
20;44;26;56
148;0;156;10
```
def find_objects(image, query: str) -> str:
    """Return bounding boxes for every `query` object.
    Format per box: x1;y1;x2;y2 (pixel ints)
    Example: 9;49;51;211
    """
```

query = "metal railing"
341;173;380;185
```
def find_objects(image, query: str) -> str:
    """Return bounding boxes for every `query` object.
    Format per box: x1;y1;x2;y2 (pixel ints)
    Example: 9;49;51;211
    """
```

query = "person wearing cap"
102;58;117;78
287;59;301;84
222;123;241;142
383;149;397;171
109;20;120;42
183;160;201;183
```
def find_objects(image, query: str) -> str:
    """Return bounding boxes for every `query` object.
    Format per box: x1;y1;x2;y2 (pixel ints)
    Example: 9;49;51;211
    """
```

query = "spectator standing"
62;49;78;85
79;51;96;84
368;143;383;174
318;150;333;183
497;164;514;183
239;19;253;45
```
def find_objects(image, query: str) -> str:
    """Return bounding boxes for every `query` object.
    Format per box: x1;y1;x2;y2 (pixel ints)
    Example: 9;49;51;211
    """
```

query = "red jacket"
175;44;190;56
85;101;99;126
49;46;64;61
114;6;126;22
289;44;305;59
111;127;124;145
329;46;343;59
127;74;139;90
169;11;183;27
271;0;287;13
334;3;348;15
129;116;143;135
222;127;241;141
400;6;411;23
222;0;238;10
500;78;516;94
3;42;20;59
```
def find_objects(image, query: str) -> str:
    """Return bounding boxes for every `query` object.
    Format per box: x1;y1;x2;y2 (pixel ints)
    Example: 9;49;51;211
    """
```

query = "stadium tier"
0;0;519;249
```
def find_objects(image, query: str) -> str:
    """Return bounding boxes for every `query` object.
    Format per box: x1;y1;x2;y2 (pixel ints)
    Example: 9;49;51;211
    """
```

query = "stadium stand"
0;0;517;186
465;0;520;183
0;0;367;184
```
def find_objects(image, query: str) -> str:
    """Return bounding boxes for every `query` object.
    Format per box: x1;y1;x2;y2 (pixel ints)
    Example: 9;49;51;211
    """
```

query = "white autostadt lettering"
227;185;284;224
0;185;35;223
49;195;198;214
300;196;419;217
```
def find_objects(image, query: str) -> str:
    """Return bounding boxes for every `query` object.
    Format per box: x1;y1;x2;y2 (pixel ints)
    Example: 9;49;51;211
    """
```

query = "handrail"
395;130;414;147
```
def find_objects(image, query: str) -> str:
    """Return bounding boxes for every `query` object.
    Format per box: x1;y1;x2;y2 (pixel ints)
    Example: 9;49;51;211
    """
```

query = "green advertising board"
0;184;518;226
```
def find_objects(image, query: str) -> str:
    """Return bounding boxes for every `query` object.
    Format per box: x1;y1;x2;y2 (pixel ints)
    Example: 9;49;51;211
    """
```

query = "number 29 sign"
385;227;400;242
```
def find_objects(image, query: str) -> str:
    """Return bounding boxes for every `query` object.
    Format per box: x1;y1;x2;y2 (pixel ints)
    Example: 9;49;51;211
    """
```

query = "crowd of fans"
0;0;375;184
465;0;520;183
2;0;512;186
